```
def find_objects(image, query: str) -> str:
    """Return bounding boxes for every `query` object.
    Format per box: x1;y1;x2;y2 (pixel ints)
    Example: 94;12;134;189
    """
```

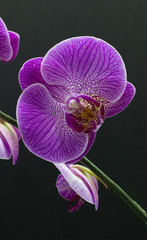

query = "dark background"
0;0;147;239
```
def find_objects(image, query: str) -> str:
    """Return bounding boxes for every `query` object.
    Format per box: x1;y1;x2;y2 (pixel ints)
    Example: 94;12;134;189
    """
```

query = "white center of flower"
67;98;80;110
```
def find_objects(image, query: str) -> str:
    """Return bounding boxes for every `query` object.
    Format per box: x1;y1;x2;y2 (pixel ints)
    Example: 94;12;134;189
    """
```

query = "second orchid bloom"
55;163;99;212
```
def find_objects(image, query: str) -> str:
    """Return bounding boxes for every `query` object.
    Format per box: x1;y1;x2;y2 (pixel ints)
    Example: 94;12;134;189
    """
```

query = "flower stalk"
1;110;147;225
80;157;147;225
0;111;18;127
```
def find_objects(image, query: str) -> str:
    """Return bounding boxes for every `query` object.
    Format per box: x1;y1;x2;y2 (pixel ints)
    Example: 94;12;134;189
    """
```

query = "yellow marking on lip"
81;107;96;120
66;95;103;133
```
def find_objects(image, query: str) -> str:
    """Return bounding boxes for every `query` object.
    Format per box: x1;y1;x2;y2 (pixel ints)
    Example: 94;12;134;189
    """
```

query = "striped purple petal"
19;57;45;90
104;82;136;118
67;131;96;164
41;37;127;102
19;57;69;103
16;83;90;163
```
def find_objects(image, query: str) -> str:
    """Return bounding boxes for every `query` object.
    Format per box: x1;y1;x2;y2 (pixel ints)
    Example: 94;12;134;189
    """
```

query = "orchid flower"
16;37;136;163
0;119;21;164
55;163;98;212
0;17;20;62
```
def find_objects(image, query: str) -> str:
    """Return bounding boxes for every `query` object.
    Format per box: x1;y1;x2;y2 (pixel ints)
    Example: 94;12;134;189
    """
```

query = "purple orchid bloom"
16;37;136;163
55;163;98;212
0;17;20;62
0;119;21;164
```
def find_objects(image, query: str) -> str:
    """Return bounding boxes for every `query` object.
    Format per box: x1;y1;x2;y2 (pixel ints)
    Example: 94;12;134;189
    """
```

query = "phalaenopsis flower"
16;37;135;163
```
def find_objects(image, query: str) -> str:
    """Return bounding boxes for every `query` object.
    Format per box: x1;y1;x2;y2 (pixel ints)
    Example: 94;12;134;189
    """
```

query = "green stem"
80;156;147;225
1;110;147;225
0;111;18;128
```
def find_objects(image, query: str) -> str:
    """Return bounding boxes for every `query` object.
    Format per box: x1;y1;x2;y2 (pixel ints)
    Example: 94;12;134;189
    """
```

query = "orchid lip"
65;94;105;133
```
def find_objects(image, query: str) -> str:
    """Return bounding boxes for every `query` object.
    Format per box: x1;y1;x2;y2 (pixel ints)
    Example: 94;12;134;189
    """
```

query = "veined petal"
104;82;136;118
19;57;69;103
0;120;19;164
0;17;12;61
16;83;89;163
19;57;44;90
67;132;96;164
41;37;127;102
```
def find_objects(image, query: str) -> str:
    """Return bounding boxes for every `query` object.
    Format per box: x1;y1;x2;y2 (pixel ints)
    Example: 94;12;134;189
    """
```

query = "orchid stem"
80;156;147;225
0;111;18;127
0;110;146;225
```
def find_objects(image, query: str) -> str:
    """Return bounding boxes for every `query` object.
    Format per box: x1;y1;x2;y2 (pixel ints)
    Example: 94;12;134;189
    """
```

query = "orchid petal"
4;31;20;63
19;57;44;90
0;120;19;164
16;83;89;163
56;174;79;201
0;17;12;62
71;167;99;210
104;82;136;118
67;132;96;164
19;57;69;103
0;18;19;62
41;37;126;102
0;132;11;159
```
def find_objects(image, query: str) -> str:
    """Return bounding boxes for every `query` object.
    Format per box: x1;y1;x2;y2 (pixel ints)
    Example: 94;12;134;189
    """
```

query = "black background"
0;0;147;239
